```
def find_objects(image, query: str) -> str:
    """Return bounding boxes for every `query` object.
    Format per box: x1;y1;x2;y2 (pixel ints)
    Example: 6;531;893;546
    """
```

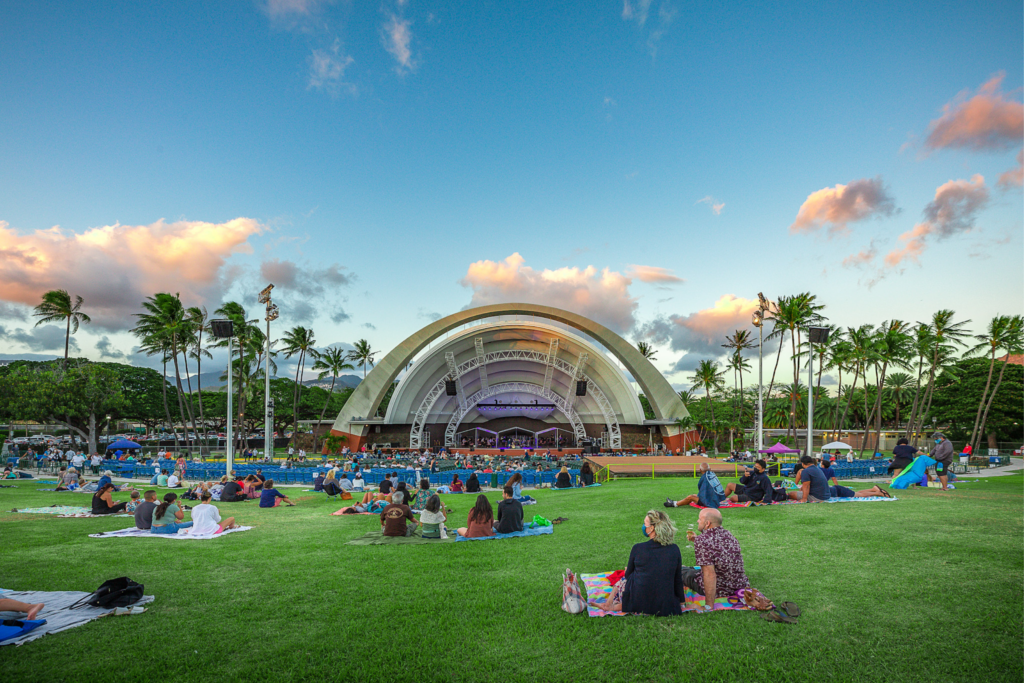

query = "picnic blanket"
345;530;454;545
551;483;602;491
454;522;553;542
580;570;765;617
88;526;253;540
687;496;896;510
331;506;377;516
14;506;132;518
0;588;155;646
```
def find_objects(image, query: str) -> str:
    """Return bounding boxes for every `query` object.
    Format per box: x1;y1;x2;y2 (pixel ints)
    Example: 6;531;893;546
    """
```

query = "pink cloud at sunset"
626;265;685;283
789;177;897;236
0;217;263;327
998;149;1023;189
924;73;1024;152
884;175;989;267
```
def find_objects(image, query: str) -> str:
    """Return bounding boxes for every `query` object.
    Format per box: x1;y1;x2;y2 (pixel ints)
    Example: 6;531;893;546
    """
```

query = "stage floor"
446;448;583;457
585;455;755;475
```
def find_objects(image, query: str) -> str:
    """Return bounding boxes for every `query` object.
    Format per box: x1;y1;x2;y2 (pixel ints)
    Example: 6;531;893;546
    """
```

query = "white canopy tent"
821;441;853;450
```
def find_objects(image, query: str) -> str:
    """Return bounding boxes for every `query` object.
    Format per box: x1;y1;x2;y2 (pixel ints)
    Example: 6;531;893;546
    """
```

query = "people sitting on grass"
259;479;296;508
157;470;169;487
494;485;524;534
220;477;246;502
683;508;750;609
243;475;262;499
167;471;182;488
554;466;572;489
352;471;365;491
888;437;918;476
313;471;325;492
191;491;240;535
723;460;774;505
97;470;115;490
457;494;496;538
0;598;44;621
820;458;837;483
338;473;353;492
91;483;128;515
418;494;448;539
393;481;412;506
507;472;535;503
134;490;158;530
381;492;416;537
126;490;142;513
796;455;830;502
412;478;432;510
322;471;342;497
56;467;79;491
151;492;192;534
379;473;394;495
665;462;726;509
465;472;481;493
450;473;464;493
579;462;594;486
594;510;686;616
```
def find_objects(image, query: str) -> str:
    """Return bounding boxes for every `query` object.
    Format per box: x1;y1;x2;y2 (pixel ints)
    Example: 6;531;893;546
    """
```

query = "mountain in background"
183;371;362;392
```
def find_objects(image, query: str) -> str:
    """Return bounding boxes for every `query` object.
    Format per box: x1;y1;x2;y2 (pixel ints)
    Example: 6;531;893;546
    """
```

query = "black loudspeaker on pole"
445;380;457;396
576;380;587;396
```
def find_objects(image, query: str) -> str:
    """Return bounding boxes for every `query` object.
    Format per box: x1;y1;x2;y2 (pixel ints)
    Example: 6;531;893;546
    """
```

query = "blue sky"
0;0;1021;388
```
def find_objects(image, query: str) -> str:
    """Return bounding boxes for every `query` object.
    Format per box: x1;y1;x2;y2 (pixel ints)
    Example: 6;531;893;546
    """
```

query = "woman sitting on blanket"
151;492;193;534
456;494;495;539
418;494;448;539
191;491;240;535
392;481;411;506
412;478;433;510
56;467;80;491
507;472;534;503
450;473;464;493
554;466;572;489
579;462;594;487
91;483;129;515
594;510;686;616
259;479;296;508
465;472;481;493
243;475;262;499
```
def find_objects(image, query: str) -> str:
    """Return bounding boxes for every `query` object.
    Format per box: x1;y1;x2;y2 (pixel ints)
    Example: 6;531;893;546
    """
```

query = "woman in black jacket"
599;510;685;616
579;462;594;486
554;466;572;489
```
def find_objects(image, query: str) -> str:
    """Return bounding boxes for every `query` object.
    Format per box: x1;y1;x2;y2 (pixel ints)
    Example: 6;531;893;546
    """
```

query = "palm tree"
677;387;697;406
310;346;355;453
768;293;826;440
903;323;934;440
722;329;754;427
33;289;92;365
835;325;871;446
136;333;180;446
866;320;912;454
186;306;211;447
689;359;726;452
973;315;1023;453
636;341;658;361
212;302;259;452
281;326;318;440
965;315;1022;453
883;371;915;429
348;339;377;380
910;310;971;445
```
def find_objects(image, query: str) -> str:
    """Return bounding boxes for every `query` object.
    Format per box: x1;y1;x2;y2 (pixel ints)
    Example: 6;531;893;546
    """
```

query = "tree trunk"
292;350;303;443
160;359;179;449
788;329;798;441
912;348;940;446
170;339;192;453
765;331;785;403
195;331;206;452
904;354;925;439
974;356;1010;455
738;367;744;437
869;360;889;457
968;346;997;453
313;375;337;455
181;348;201;453
706;390;717;453
64;315;71;366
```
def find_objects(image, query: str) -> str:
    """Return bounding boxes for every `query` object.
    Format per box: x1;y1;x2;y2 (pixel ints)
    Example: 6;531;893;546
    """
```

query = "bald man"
681;508;750;610
665;463;725;509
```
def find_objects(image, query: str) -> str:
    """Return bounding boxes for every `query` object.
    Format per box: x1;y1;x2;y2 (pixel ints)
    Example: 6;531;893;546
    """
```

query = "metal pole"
807;341;814;459
265;311;272;463
757;323;764;453
226;336;234;475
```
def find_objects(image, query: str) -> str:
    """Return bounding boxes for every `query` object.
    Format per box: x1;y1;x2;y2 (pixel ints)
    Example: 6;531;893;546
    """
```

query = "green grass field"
1;474;1022;683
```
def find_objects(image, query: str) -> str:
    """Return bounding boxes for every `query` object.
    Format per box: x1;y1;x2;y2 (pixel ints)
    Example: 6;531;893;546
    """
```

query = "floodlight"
757;292;771;312
258;283;275;304
752;311;762;328
210;319;234;339
266;304;280;322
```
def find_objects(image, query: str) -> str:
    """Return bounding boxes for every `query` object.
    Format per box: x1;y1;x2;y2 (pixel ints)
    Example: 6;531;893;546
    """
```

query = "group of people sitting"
90;488;240;535
373;485;526;540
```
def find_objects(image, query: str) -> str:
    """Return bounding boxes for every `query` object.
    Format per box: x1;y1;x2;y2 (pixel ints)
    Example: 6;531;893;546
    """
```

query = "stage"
584;455;763;476
445;448;584;457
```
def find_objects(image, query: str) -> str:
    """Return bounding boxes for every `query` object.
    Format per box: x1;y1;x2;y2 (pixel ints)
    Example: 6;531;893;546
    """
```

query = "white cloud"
636;295;761;361
696;195;725;215
0;324;81;353
308;40;354;94
626;265;685;284
383;14;414;71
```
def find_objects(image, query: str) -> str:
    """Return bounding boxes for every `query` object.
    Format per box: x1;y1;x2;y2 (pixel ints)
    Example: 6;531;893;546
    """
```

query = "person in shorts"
930;432;954;491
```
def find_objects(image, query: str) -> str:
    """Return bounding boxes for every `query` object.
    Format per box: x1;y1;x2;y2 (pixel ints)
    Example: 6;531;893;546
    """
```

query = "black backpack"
70;577;144;610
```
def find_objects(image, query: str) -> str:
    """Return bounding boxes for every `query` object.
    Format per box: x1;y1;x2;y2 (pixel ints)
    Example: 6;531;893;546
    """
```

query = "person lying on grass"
456;494;496;538
665;462;725;509
0;599;44;621
683;508;751;610
595;510;686;616
191;491;240;535
829;484;891;499
418;495;448;539
494;485;524;534
259;479;295;508
91;483;128;515
722;460;773;505
151;493;193;534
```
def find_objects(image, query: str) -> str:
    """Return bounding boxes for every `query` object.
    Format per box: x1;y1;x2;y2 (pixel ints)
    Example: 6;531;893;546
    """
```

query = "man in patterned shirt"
682;508;750;610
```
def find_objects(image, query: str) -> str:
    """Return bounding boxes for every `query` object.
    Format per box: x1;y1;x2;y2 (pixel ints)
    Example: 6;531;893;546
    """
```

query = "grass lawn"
1;474;1021;683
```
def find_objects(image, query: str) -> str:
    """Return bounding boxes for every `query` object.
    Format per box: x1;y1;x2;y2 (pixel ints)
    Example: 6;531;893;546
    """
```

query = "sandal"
760;608;798;624
779;601;801;618
879;488;892;498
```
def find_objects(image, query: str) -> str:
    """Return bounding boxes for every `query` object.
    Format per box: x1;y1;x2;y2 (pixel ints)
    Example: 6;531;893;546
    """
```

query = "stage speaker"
576;380;587;396
445;380;457;396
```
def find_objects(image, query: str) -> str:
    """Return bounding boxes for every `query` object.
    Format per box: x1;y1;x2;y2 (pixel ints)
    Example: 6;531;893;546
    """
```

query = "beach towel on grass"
14;506;131;518
345;530;454;545
551;483;602;491
331;507;375;516
580;570;765;618
88;526;252;540
688;496;896;510
0;589;155;646
454;523;554;542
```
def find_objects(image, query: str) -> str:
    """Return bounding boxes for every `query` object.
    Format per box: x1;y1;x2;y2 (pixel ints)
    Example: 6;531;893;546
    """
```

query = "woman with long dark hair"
91;483;128;515
506;472;534;503
579;462;594;486
465;472;481;493
151;492;193;534
412;478;432;510
456;494;495;538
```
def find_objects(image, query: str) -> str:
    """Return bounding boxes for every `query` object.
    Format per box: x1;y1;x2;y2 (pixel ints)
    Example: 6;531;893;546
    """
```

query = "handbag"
561;568;587;614
69;577;144;610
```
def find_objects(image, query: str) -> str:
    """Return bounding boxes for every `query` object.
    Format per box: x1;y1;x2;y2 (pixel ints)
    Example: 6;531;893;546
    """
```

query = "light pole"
753;292;772;454
210;320;235;475
258;284;278;462
806;327;830;459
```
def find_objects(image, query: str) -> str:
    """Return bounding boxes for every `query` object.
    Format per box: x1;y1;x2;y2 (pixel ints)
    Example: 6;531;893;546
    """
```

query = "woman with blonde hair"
554;466;572;489
593;510;685;616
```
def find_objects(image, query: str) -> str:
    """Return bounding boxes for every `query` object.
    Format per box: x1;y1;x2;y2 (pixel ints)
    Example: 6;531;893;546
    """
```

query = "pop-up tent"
105;439;142;451
820;441;852;450
758;442;800;454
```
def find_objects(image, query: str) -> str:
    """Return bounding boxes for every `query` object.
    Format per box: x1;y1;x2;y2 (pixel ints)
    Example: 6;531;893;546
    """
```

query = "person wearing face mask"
592;510;686;616
930;432;954;492
723;460;774;505
682;508;750;610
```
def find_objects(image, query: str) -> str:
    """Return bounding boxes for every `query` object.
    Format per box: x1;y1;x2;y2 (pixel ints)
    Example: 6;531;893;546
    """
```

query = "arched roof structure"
330;303;689;450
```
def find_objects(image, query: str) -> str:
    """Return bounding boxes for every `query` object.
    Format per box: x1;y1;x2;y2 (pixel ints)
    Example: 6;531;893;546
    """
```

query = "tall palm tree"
689;359;726;452
722;329;754;427
281;326;318;439
965;315;1021;453
835;325;871;446
973;315;1023;453
883;371;915;430
136;333;180;446
903;323;934;440
348;339;377;380
636;341;658;361
768;293;826;440
911;310;971;445
212;302;259;452
866;320;912;453
33;289;92;365
310;346;355;453
186;306;211;445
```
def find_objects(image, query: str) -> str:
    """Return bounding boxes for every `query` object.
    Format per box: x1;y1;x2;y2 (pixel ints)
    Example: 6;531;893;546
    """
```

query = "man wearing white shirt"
167;472;181;488
90;453;102;474
71;452;85;469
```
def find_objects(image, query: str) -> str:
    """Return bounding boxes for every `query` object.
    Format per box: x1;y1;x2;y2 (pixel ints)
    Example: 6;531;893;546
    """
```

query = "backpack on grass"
70;577;144;610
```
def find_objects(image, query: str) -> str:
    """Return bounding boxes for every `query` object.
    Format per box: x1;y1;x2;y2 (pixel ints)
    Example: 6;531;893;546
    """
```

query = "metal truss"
474;337;488;391
445;351;467;412
444;382;586;447
409;348;621;449
566;351;589;410
542;338;558;392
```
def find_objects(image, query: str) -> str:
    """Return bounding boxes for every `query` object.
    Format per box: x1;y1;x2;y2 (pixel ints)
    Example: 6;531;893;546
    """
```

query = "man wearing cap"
931;432;954;492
